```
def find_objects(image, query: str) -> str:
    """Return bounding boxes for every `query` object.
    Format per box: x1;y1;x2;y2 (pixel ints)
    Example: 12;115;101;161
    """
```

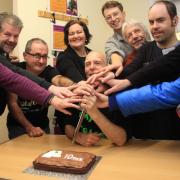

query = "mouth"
111;19;120;27
133;39;144;47
152;31;162;38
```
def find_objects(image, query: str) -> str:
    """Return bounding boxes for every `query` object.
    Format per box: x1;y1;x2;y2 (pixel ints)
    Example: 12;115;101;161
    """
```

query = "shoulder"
18;61;26;69
106;34;118;44
41;65;58;75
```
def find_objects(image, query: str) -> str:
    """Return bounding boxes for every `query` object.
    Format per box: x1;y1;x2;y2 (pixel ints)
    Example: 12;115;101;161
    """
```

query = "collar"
114;31;124;41
162;41;180;55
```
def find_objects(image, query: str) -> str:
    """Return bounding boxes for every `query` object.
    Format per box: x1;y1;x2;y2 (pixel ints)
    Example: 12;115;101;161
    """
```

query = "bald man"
58;51;130;147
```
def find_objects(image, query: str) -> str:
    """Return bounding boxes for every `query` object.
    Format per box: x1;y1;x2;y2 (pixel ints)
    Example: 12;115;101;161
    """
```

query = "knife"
72;109;86;143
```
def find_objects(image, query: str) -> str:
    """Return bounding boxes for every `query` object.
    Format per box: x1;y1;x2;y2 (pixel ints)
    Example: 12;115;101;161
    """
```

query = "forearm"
87;109;127;146
52;75;74;87
0;54;51;89
111;79;180;117
0;63;52;105
110;53;124;66
65;125;86;144
7;92;34;130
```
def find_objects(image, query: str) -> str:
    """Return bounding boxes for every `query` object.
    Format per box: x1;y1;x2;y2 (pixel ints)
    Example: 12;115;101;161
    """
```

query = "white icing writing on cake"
64;154;83;161
42;150;62;158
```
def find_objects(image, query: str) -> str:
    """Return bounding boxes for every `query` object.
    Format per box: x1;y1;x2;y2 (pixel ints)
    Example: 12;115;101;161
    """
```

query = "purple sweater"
0;63;51;105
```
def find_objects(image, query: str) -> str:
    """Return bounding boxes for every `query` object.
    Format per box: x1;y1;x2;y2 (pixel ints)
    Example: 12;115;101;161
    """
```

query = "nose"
111;15;117;21
39;57;48;64
132;32;138;40
8;35;16;43
151;21;159;29
72;32;79;39
90;63;94;69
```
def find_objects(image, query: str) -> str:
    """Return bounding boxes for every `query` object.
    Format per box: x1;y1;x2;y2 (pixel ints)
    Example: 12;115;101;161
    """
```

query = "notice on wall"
53;25;66;50
50;0;67;14
67;0;78;16
50;0;78;16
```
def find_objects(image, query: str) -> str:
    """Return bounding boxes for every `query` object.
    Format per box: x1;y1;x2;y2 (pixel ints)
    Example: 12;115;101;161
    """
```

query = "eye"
34;54;41;59
149;20;154;25
94;61;101;65
85;62;90;67
134;29;141;33
127;33;132;40
68;32;75;36
3;33;11;37
157;18;165;23
76;30;83;34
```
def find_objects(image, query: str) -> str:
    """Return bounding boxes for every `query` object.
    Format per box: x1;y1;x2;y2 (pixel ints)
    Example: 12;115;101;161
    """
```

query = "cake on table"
33;150;96;174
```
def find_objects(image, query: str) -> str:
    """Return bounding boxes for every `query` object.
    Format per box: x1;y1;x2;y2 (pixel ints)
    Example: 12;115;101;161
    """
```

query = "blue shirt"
109;77;180;117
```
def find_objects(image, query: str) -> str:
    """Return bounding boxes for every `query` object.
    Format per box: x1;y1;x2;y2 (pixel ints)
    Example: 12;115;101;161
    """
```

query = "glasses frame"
25;51;49;60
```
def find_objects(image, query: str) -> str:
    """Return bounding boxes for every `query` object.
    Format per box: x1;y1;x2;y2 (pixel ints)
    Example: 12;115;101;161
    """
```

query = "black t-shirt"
57;108;130;139
7;62;59;128
56;45;90;82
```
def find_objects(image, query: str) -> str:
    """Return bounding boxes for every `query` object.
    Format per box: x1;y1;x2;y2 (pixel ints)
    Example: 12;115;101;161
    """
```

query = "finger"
57;93;66;99
68;84;79;90
77;89;91;96
104;86;117;95
101;73;115;83
66;103;81;110
115;66;123;77
61;91;74;97
68;98;82;104
59;108;72;115
87;72;105;84
95;92;105;100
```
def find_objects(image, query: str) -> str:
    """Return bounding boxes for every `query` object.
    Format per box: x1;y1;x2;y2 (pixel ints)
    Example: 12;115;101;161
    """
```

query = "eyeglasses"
105;11;121;22
25;52;49;60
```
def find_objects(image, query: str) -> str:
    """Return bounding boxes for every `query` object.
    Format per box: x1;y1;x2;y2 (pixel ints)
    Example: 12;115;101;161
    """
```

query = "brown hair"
64;19;92;46
150;0;177;19
101;1;123;16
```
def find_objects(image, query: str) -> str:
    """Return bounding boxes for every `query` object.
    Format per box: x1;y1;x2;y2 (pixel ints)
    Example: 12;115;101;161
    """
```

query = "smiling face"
23;41;48;75
103;7;125;32
85;51;106;78
148;3;177;46
68;23;86;49
0;22;21;53
124;24;147;50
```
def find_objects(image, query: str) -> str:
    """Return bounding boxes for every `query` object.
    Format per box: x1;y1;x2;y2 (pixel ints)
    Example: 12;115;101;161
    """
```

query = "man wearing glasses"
102;1;132;69
7;38;73;139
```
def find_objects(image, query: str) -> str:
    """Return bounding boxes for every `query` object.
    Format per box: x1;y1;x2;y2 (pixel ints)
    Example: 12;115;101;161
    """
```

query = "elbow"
113;134;127;147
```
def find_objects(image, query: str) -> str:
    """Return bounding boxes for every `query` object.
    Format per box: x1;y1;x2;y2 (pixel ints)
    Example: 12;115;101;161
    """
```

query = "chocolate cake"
33;150;96;174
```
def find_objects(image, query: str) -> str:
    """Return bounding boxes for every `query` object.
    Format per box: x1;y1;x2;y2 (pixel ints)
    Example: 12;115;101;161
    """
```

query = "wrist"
124;79;131;88
45;94;55;106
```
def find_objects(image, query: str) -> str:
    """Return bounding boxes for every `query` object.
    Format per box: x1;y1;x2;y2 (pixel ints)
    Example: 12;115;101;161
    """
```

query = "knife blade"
72;109;86;143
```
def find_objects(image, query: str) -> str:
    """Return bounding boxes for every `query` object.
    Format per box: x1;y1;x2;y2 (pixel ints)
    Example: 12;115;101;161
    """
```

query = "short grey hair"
0;12;23;32
122;20;151;42
25;38;48;53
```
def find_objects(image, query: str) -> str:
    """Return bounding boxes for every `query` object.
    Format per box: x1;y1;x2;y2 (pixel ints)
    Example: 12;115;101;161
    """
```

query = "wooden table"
0;135;180;180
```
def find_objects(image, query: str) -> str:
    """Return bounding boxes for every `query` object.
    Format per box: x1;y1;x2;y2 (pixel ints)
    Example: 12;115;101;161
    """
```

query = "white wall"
0;0;12;13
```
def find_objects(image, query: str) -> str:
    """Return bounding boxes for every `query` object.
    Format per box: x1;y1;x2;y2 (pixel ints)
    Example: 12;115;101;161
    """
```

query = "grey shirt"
105;31;132;64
